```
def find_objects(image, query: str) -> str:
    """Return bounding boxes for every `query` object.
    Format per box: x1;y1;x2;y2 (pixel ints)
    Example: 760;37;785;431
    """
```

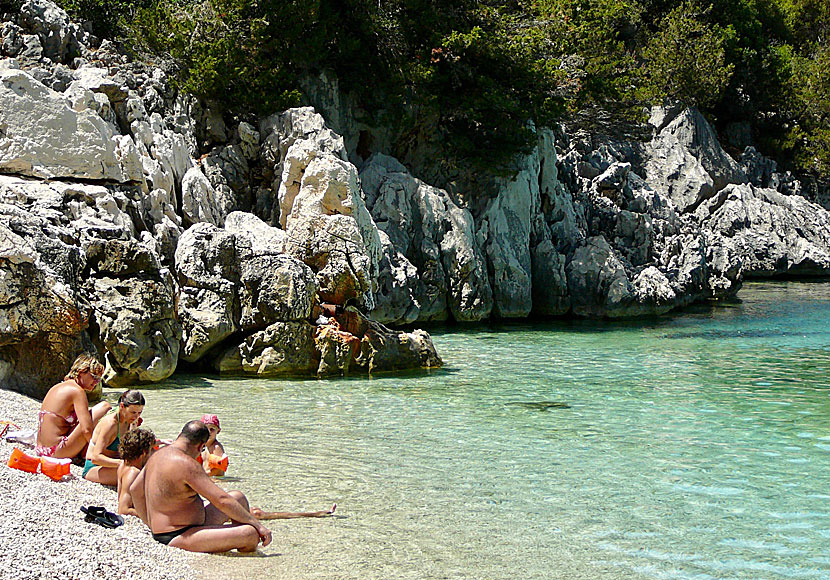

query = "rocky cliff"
1;1;829;396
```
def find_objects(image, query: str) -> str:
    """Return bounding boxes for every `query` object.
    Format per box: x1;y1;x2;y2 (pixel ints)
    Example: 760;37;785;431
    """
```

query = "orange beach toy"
208;453;229;472
40;457;71;481
7;447;41;473
7;448;71;480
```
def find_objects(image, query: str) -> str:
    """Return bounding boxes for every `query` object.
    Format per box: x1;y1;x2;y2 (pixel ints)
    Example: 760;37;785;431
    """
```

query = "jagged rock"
0;220;88;399
18;0;79;63
73;66;129;103
477;131;561;318
181;166;223;226
200;144;247;217
0;2;444;384
238;254;317;331
567;236;633;317
259;106;348;226
697;183;830;276
174;223;239;363
84;239;180;385
150;129;193;196
216;321;317;376
236;121;260;161
645;106;746;212
224;211;285;257
0;68;143;182
283;154;381;310
372;230;422;325
175;218;317;362
2;23;24;57
361;153;492;323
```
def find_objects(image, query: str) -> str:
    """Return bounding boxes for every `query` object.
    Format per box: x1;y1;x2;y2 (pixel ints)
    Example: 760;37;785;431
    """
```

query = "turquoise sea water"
122;281;830;580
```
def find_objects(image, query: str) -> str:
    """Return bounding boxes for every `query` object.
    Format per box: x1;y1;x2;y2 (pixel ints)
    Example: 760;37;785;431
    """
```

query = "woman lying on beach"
35;353;111;460
83;390;145;486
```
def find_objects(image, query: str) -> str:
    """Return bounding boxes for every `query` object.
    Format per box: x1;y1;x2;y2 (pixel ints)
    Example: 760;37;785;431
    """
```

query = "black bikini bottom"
152;524;198;545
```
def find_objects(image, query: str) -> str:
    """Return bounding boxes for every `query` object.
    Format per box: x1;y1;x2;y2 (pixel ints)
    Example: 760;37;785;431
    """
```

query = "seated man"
116;427;156;517
130;420;271;553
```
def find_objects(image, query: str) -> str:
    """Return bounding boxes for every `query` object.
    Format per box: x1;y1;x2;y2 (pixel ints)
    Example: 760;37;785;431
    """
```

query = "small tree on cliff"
639;2;734;109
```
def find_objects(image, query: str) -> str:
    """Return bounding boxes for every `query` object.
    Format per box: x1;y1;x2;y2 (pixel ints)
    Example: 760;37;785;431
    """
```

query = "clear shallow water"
116;281;830;579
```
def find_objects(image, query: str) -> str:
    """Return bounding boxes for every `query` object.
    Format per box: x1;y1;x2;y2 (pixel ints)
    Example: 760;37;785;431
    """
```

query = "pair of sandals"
81;505;124;528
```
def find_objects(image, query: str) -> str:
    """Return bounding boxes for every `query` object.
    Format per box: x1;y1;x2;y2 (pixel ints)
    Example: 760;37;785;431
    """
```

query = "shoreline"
0;387;208;580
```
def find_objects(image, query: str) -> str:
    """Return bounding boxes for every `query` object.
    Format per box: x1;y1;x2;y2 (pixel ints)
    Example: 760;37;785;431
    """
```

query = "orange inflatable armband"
208;453;229;472
40;457;71;481
8;448;41;473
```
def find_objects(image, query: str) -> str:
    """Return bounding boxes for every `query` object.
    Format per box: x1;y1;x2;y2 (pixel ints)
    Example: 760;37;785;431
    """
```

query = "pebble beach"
0;388;203;580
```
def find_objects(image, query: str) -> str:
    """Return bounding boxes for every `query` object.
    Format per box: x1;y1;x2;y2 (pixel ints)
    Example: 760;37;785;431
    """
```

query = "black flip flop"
81;505;124;528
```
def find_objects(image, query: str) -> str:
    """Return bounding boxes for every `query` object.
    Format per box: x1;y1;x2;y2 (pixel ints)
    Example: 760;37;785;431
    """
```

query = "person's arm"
200;447;211;473
86;419;122;468
185;461;271;547
117;466;141;516
71;387;94;440
129;467;149;525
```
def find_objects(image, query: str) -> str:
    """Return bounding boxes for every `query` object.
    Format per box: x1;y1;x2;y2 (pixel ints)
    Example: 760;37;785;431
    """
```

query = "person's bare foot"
328;503;337;515
251;506;265;518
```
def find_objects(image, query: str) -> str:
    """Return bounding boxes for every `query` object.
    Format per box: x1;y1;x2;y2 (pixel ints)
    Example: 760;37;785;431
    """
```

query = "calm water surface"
116;281;830;580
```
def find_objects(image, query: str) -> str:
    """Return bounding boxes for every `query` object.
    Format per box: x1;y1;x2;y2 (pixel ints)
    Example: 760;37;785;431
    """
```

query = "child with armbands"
200;414;228;476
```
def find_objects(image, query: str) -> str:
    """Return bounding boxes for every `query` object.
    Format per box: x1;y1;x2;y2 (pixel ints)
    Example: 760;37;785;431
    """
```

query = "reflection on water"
119;281;830;580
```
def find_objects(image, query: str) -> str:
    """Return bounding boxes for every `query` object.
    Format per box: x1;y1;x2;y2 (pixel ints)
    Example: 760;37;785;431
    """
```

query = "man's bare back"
130;420;271;553
142;444;207;531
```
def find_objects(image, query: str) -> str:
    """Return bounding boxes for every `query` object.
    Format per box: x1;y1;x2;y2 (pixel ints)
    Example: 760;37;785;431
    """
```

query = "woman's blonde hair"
64;353;104;381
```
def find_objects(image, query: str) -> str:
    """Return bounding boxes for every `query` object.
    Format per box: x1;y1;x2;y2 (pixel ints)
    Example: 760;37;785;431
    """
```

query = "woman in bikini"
35;353;111;460
83;390;145;486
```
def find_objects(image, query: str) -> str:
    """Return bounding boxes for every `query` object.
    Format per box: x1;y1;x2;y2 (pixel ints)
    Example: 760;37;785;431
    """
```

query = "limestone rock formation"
697;184;830;276
0;68;142;182
174;223;239;363
0;220;88;399
361;153;492;323
83;239;181;386
282;153;381;311
644;106;746;212
7;0;830;390
216;321;317;376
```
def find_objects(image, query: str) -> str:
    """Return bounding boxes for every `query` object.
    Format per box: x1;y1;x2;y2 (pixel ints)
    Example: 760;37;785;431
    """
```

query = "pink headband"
201;414;220;429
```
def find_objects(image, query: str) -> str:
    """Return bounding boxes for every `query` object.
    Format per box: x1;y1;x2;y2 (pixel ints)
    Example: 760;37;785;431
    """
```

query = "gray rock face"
0;220;87;399
645;106;746;212
361;153;492;323
18;0;82;62
697;184;830;276
174;223;239;363
216;320;317;376
282;154;380;311
175;217;318;365
0;2;442;388
0;174;184;389
8;0;830;388
259;106;348;226
84;239;181;386
239;254;317;330
0;69;143;182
